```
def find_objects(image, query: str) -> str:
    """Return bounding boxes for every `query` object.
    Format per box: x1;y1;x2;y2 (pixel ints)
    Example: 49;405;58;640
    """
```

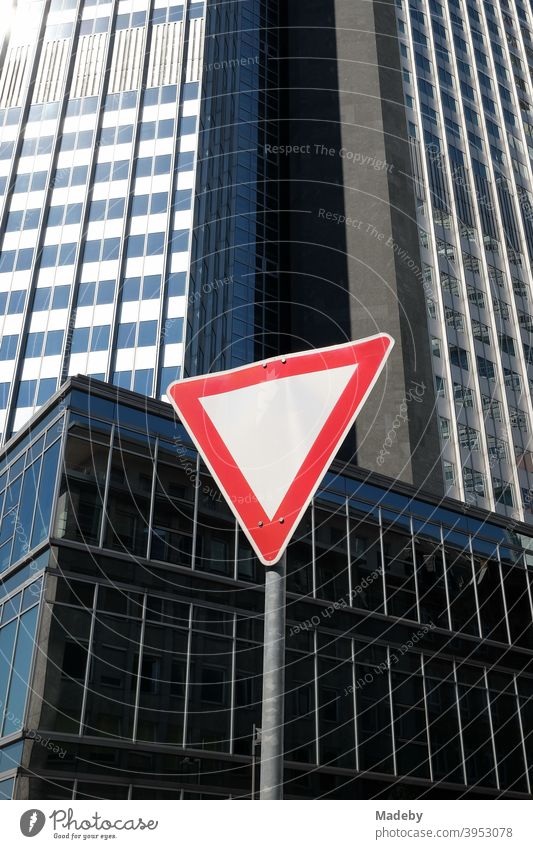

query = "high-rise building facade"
394;0;533;520
2;0;533;802
0;0;208;442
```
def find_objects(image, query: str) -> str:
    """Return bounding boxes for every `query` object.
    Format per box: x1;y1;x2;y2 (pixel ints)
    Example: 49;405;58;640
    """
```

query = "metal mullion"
351;638;359;773
453;0;530;515
181;601;193;747
190;453;200;569
146;436;159;560
79;582;98;735
103;0;159;387
513;673;531;795
229;612;236;755
313;627;320;766
132;593;147;743
420;654;434;783
379;508;387;616
496;545;512;645
387;646;397;776
468;535;483;638
483;667;501;791
152;0;191;395
311;500;316;599
452;659;469;786
440;524;453;631
345;498;353;604
98;423;116;549
410;516;421;623
400;3;465;501
4;0;87;438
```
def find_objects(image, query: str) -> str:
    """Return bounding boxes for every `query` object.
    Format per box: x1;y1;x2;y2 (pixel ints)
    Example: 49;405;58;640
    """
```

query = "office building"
0;0;533;800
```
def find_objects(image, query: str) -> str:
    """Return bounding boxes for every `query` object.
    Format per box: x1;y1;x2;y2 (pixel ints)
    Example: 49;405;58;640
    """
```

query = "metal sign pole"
259;551;286;800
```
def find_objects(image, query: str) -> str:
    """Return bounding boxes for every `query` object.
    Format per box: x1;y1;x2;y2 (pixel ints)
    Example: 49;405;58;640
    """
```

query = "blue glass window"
107;198;125;219
117;125;134;144
96;280;115;304
65;203;83;225
91;325;110;351
30;171;47;192
40;246;58;268
161;85;177;104
0;252;15;273
140;122;156;141
177;151;194;171
135;157;152;178
71;327;90;354
164;317;183;344
36;378;57;406
146;232;165;255
2;606;39;735
158;119;174;138
5;211;23;232
122;277;140;301
0;336;18;360
100;127;115;146
174;189;192;209
47;206;63;227
159;366;180;395
16;379;37;406
30;440;60;547
24;209;41;229
138;320;157;347
132;195;149;216
0;384;9;408
133;369;154;394
117;323;136;348
180;116;197;134
33;289;51;311
7;290;26;314
170;230;189;253
150;193;168;214
142;275;161;300
167;272;186;296
44;330;64;356
52;286;70;309
59;243;76;265
15;249;33;271
182;82;199;100
83;241;101;263
0;293;7;314
154;154;171;175
102;238;120;261
13;174;30;193
112;371;132;389
94;162;111;182
113;160;129;181
126;235;145;258
89;200;106;222
25;332;44;358
71;166;88;186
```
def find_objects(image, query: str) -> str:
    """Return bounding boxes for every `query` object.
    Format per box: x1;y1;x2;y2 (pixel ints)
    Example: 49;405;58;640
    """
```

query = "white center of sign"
199;363;358;520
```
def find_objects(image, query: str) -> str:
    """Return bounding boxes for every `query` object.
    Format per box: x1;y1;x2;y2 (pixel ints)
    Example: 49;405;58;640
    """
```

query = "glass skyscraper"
1;0;533;802
0;0;207;441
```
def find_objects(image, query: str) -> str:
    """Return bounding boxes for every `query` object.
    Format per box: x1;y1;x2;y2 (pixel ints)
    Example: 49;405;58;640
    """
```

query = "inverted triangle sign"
167;334;394;565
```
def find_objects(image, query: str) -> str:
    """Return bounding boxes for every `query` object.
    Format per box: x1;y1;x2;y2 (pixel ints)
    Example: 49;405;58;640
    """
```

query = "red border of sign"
167;334;394;565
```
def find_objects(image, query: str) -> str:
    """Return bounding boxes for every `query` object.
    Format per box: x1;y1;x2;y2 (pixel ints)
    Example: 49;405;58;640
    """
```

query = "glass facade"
396;0;533;520
0;0;207;443
0;379;532;798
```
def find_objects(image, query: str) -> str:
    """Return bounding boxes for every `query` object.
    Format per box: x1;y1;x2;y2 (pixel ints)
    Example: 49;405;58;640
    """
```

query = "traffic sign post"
260;553;286;800
167;335;394;799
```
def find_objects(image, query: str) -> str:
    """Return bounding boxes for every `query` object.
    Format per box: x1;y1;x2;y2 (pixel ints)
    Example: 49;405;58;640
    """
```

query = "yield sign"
167;334;394;565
